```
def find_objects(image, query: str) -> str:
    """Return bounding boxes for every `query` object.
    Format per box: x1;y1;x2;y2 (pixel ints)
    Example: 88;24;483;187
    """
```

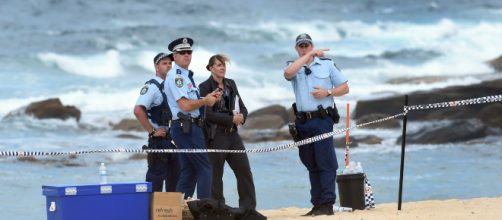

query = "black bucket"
336;173;365;210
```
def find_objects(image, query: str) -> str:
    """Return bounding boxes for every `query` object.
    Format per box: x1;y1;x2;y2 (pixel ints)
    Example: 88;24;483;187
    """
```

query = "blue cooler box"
42;182;151;220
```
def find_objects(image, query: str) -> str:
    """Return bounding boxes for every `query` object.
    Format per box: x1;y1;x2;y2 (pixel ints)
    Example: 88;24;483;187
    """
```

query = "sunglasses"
177;50;192;55
297;43;311;48
304;66;312;75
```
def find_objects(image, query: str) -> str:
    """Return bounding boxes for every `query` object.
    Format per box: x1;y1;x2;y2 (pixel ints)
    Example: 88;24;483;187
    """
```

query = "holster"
177;112;192;134
292;103;306;124
204;123;217;148
328;103;340;124
142;144;157;167
288;123;302;142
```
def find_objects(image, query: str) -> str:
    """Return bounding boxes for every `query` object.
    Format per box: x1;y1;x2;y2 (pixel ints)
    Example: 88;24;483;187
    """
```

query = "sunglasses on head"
177;50;192;55
304;66;312;75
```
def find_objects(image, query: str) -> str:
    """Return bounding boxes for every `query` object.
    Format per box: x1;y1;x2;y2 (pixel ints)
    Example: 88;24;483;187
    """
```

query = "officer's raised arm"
177;92;217;112
284;48;329;79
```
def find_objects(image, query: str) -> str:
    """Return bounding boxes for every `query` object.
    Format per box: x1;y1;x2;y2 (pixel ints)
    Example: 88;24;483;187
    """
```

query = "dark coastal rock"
243;115;286;130
334;135;383;148
244;105;289;129
4;98;81;121
129;153;147;160
287;107;295;123
357;135;384;145
239;129;292;143
354;79;502;122
17;155;84;167
357;113;401;129
334;136;358;148
396;120;488;144
476;103;502;129
112;119;143;131
387;76;450;85
488;55;502;72
116;133;142;139
247;105;289;122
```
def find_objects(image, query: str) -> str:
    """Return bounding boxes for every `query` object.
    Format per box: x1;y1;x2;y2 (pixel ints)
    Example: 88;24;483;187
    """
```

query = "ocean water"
1;0;502;219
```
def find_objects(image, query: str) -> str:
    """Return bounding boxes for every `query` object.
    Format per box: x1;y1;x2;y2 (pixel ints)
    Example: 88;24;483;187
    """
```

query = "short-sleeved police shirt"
285;57;348;112
164;63;200;120
135;76;165;128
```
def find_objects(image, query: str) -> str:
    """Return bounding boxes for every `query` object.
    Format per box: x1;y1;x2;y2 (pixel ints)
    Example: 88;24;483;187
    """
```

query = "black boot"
310;203;334;216
301;205;319;216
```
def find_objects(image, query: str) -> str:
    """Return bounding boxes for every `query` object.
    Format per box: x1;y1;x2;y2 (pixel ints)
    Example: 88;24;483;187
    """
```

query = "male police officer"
134;52;180;192
284;33;349;216
164;37;219;199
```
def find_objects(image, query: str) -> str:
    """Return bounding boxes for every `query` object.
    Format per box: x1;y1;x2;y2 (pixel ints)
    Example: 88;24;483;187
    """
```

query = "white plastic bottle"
99;162;108;184
355;162;363;173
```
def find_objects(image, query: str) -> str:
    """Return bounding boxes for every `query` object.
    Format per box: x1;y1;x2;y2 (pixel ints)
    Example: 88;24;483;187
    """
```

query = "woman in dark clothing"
199;54;257;210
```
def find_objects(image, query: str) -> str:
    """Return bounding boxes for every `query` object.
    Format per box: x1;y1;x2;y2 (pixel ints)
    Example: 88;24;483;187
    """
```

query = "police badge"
175;77;183;88
140;85;149;95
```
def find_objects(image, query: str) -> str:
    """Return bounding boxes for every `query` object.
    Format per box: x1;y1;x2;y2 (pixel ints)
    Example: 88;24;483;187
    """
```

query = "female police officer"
134;52;179;192
199;54;257;210
284;33;349;216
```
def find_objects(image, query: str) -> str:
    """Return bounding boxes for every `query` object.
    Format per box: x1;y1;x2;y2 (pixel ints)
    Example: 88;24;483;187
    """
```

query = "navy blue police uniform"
285;33;348;214
164;38;212;199
135;54;180;192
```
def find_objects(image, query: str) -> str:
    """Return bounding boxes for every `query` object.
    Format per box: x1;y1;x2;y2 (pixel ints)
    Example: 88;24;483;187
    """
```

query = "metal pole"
398;95;408;210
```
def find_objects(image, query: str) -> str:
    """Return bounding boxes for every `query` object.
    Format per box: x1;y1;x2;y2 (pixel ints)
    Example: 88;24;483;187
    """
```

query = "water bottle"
99;162;107;184
334;205;352;212
355;162;363;173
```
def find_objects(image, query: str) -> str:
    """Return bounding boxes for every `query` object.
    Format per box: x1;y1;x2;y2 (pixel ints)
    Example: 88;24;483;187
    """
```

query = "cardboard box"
151;192;183;220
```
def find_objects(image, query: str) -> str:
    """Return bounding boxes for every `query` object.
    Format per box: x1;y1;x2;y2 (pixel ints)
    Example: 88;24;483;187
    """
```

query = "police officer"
199;54;257;210
164;37;219;199
134;52;180;192
284;33;349;216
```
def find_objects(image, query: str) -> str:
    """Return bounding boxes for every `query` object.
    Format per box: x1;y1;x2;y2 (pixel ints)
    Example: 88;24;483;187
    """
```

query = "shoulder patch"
175;77;184;88
140;85;149;95
176;69;182;74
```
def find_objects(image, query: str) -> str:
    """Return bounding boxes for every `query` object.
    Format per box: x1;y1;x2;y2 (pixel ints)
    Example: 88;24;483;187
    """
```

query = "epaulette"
319;57;332;61
333;62;341;71
286;60;293;65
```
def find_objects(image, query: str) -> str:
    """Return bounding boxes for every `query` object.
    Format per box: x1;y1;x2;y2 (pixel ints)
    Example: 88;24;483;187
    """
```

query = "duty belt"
174;117;201;125
295;109;329;120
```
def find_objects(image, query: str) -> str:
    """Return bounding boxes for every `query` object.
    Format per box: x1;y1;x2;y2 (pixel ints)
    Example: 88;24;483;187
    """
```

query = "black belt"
216;126;235;133
295;109;329;120
174;117;201;125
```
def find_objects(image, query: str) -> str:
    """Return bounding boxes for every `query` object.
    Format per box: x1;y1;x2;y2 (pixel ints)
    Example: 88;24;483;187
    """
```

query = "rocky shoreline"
3;57;502;147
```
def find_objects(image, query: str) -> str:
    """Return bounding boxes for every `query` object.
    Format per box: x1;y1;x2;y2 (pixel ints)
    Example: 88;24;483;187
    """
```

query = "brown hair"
206;54;230;71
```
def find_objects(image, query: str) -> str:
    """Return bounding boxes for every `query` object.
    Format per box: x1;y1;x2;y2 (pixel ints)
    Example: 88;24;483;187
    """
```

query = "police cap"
168;37;194;52
153;52;173;65
295;33;313;46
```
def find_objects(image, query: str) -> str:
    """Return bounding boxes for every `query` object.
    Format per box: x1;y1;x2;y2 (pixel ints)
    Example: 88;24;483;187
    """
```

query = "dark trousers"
171;121;212;199
208;131;257;209
146;137;180;192
296;117;338;206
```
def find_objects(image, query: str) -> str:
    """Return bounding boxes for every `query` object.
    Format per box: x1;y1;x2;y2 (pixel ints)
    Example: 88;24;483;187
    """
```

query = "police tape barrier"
1;94;500;157
404;94;502;112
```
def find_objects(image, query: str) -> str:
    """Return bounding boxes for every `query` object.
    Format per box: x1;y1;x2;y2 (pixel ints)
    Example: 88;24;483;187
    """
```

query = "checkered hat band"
173;43;191;51
154;54;170;65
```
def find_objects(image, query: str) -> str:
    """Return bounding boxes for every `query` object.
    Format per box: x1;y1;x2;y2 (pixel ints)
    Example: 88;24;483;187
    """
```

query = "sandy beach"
260;197;502;220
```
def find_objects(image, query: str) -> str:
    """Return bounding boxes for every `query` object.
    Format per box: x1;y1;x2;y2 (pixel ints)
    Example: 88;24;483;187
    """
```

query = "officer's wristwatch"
326;88;332;97
149;128;157;138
